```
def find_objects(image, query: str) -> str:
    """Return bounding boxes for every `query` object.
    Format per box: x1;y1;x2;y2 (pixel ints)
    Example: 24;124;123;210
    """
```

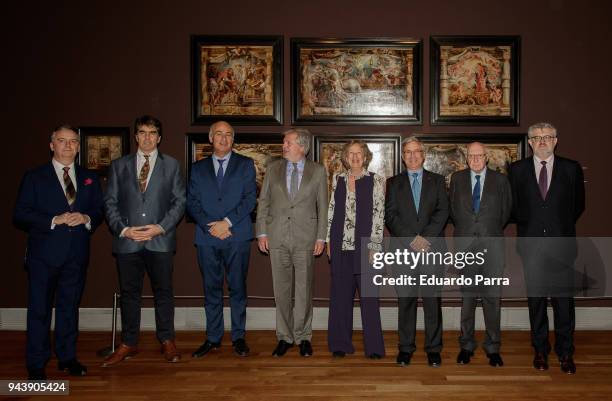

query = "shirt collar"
406;168;423;177
137;149;158;159
52;158;75;171
534;154;554;165
470;168;487;180
287;158;305;168
213;151;232;162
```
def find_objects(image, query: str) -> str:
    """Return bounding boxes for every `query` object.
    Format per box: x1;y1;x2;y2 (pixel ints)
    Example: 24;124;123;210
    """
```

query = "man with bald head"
187;121;257;358
449;142;511;367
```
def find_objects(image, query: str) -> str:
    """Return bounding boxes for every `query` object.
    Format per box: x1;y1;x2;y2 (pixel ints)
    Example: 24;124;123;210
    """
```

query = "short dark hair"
50;124;79;142
134;115;162;137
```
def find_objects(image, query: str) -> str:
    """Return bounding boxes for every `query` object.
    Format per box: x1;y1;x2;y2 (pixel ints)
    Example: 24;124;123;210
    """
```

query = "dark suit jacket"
255;159;328;250
449;168;512;237
186;151;257;246
13;162;104;267
385;169;449;246
104;152;186;254
510;156;584;238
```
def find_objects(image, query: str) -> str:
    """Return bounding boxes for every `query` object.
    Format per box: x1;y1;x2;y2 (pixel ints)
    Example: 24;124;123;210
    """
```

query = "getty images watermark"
370;247;510;287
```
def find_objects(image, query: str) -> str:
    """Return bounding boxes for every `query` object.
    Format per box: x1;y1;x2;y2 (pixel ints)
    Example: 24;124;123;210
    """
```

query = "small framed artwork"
430;36;520;125
191;35;283;125
292;38;422;124
78;126;130;177
313;134;402;197
417;133;526;186
186;133;284;220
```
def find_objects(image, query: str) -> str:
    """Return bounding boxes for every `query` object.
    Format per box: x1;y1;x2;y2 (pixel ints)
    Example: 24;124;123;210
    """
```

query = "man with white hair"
256;128;328;357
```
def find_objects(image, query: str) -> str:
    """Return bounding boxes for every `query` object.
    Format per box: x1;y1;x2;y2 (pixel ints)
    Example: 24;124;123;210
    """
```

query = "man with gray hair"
256;128;328;357
510;122;584;374
385;136;449;368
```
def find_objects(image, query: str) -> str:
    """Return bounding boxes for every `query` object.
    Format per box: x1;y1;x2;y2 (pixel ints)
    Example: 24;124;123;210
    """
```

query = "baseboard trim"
1;307;611;331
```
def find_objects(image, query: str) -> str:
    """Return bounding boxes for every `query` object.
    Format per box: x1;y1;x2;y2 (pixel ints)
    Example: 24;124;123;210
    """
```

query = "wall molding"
2;307;611;331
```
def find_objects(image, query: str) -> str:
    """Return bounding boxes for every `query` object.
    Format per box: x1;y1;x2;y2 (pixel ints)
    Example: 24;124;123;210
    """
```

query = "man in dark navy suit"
510;122;585;375
14;125;104;380
187;121;257;358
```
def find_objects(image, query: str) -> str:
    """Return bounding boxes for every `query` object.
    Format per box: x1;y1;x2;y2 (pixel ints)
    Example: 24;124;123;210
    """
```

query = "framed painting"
313;134;402;197
430;36;520;125
78;126;130;177
191;35;283;125
417;133;526;186
292;38;422;124
186;132;284;220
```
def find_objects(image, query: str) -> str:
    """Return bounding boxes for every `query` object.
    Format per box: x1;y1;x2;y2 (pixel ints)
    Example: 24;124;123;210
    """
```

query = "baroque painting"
431;36;520;125
191;36;283;124
292;39;421;124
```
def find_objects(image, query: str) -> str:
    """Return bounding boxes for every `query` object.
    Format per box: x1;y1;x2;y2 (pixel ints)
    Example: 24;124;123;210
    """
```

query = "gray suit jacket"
449;168;511;237
255;159;328;250
104;152;186;254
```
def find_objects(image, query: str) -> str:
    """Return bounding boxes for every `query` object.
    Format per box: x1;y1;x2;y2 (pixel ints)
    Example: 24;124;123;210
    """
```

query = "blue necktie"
411;172;420;212
472;174;481;213
217;159;225;187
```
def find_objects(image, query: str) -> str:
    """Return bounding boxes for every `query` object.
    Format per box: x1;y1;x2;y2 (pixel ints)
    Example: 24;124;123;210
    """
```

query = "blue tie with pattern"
217;159;225;188
472;174;481;213
411;172;420;212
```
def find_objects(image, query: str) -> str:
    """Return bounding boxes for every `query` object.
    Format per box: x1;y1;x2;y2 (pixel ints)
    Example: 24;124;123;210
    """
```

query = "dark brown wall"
4;0;611;307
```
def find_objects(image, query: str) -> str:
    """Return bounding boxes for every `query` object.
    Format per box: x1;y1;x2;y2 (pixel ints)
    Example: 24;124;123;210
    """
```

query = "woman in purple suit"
326;140;385;358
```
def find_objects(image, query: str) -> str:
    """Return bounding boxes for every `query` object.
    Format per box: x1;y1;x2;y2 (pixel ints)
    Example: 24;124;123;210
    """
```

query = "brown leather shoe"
102;343;138;367
161;339;181;363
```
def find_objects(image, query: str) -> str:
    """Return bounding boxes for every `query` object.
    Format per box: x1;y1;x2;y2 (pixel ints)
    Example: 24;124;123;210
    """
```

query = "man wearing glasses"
509;123;585;374
449;142;511;368
385;136;449;368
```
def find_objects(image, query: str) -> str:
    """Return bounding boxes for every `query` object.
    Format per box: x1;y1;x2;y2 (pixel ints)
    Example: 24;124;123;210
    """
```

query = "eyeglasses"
467;154;486;160
529;135;556;143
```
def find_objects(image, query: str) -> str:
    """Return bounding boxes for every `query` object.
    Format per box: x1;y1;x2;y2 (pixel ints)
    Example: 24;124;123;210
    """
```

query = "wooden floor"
1;331;611;400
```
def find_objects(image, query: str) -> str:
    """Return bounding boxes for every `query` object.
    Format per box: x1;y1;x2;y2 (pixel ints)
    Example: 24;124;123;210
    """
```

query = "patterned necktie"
411;172;420;212
63;166;76;205
538;161;548;199
139;154;150;193
217;159;225;187
472;174;481;213
289;162;299;200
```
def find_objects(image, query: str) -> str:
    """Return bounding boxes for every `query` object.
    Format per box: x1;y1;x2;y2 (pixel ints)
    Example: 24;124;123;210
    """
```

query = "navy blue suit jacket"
13;162;104;267
187;151;257;246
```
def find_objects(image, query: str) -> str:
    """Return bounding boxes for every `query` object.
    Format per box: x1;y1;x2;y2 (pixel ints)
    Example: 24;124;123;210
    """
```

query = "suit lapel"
399;173;417;216
546;158;561;201
219;152;238;193
418;171;432;218
47;162;70;208
294;160;313;202
526;157;544;201
126;154;140;193
279;159;290;201
145;153;164;194
459;169;474;214
479;169;494;211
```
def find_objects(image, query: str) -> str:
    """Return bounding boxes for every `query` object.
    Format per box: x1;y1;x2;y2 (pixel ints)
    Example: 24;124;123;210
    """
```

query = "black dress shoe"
192;340;221;358
58;359;87;376
427;352;442;367
28;368;47;380
456;349;473;364
533;353;549;371
368;353;383;360
299;340;313;357
487;353;504;367
232;338;250;357
272;340;293;357
332;351;346;358
560;356;576;374
396;352;412;366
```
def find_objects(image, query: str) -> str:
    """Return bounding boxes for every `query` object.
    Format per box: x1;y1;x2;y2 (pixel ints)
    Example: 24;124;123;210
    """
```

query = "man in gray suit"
102;115;186;366
449;142;511;367
256;128;328;357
